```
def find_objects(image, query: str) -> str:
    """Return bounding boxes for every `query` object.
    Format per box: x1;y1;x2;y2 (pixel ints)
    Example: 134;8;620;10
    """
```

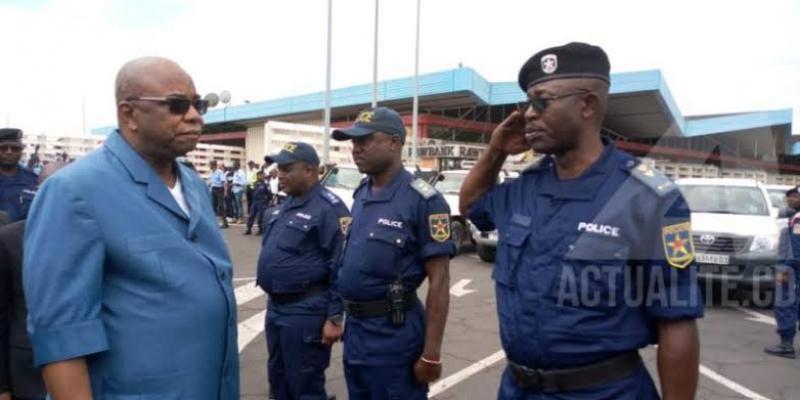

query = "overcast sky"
1;0;798;136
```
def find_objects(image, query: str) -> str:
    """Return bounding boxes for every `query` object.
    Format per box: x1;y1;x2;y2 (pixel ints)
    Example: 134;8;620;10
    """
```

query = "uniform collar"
539;137;618;200
363;167;409;203
283;182;322;211
105;130;192;222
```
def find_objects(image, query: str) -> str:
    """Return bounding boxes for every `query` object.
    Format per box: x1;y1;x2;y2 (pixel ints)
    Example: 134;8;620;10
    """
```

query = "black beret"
0;128;23;144
518;42;610;91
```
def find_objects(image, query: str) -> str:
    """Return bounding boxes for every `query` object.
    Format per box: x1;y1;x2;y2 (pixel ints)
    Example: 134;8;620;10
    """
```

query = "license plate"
696;253;730;265
698;264;721;274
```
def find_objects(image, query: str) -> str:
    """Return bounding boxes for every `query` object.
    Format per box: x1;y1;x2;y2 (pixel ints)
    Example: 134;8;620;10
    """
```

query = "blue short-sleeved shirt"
210;169;225;188
468;139;704;370
0;167;37;222
257;183;350;317
338;169;455;365
23;131;239;399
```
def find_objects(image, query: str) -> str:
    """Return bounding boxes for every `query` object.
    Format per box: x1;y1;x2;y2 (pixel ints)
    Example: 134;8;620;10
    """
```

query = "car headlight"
749;235;778;252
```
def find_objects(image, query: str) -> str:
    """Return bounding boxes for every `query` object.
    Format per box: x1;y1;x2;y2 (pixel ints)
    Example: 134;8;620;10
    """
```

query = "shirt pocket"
362;226;410;279
125;233;184;289
550;235;629;310
277;217;317;254
494;223;531;286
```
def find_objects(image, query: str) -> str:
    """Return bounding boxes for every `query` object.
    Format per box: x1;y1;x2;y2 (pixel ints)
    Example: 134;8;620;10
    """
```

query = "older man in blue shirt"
23;57;239;399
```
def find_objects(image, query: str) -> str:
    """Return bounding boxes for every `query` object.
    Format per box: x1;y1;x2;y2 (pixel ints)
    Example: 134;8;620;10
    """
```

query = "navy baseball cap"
265;142;320;166
787;186;800;196
0;128;23;147
332;107;407;143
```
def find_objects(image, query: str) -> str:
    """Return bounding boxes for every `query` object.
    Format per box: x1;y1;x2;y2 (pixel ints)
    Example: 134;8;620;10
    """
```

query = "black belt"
508;351;642;393
268;284;329;305
343;293;417;318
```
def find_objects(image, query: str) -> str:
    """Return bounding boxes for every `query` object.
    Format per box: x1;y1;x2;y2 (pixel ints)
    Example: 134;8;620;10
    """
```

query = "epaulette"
320;189;341;205
410;178;437;200
627;160;676;197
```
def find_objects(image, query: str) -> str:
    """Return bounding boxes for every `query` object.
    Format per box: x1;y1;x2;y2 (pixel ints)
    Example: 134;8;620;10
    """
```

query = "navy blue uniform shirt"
251;181;268;206
0;167;37;222
257;183;350;317
468;139;704;370
338;169;455;365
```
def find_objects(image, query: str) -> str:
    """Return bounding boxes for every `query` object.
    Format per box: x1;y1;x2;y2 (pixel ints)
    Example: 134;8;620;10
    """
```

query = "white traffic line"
449;279;476;297
699;364;771;400
737;307;777;326
235;280;265;306
234;280;268;352
428;350;505;398
238;309;268;352
233;276;257;282
426;349;772;400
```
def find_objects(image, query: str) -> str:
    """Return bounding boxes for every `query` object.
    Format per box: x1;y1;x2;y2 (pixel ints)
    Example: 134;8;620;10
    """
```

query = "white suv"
677;178;778;296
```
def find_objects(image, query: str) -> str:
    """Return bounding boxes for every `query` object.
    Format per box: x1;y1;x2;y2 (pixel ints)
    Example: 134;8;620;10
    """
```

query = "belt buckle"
514;364;544;390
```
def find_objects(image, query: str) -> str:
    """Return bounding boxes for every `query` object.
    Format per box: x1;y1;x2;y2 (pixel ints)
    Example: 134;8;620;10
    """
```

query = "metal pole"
372;0;379;108
323;0;333;164
411;0;421;167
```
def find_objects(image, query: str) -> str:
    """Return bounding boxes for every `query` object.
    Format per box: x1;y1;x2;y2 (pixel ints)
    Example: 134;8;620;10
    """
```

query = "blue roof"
92;67;794;152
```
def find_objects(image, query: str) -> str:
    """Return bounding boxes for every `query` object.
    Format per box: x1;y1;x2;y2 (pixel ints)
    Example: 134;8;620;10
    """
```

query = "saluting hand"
413;357;442;384
488;110;528;156
321;320;342;346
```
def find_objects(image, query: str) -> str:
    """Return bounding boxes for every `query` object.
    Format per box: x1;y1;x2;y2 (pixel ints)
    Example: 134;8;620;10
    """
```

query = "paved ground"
223;226;799;400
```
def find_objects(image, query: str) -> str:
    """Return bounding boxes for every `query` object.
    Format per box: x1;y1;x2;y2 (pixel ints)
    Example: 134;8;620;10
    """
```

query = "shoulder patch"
411;178;437;199
662;222;695;269
320;189;341;205
628;162;676;197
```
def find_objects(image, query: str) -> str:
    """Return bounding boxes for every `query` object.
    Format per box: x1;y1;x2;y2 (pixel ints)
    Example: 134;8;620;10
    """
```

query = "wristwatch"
328;314;344;326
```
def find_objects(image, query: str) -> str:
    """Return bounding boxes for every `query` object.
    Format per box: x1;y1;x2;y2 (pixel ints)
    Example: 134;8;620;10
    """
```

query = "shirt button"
369;232;374;237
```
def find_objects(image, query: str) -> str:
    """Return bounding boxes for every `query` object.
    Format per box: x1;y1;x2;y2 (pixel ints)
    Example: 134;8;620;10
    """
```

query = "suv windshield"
679;185;770;216
437;173;467;194
324;167;363;190
767;189;787;209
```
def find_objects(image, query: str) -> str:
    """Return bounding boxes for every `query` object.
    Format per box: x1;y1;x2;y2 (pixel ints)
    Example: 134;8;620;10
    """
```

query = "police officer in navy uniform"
332;107;455;400
0;129;37;223
245;169;268;235
765;186;800;358
256;142;350;400
460;42;703;399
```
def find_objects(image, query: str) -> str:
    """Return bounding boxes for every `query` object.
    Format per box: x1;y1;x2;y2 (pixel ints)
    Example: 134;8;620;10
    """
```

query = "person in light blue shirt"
231;161;247;223
23;57;239;399
209;160;229;228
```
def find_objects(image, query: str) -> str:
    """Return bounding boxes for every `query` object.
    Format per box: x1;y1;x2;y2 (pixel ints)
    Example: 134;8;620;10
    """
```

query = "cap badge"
541;54;558;74
283;143;298;153
356;111;374;124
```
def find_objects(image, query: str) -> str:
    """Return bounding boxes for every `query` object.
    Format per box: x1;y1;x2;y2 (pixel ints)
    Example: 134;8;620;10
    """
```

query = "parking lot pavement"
224;227;800;400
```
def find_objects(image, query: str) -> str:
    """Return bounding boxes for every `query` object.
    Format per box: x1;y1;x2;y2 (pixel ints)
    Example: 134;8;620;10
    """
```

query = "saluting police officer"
765;186;800;358
0;128;37;222
332;107;455;400
460;42;703;399
256;142;350;400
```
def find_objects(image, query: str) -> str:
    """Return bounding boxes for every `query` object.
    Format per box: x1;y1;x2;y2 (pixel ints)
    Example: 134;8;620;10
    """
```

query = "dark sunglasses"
126;96;209;115
0;144;23;153
518;90;592;114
